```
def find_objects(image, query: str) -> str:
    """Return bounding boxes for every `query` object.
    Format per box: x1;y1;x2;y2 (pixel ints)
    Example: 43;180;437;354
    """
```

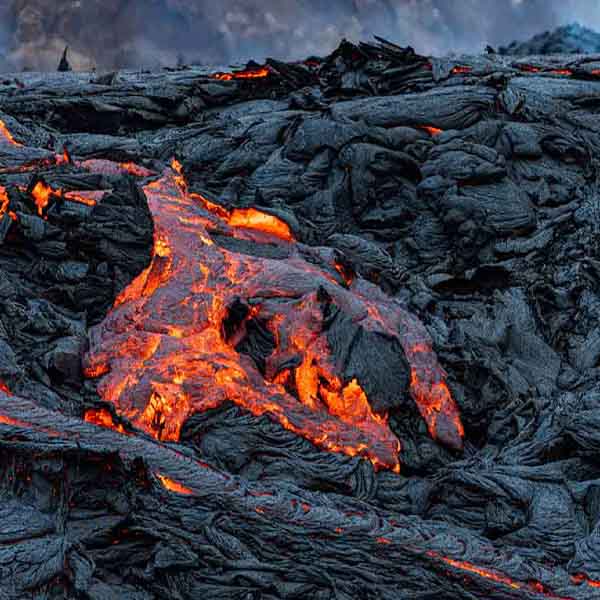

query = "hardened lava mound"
1;38;600;599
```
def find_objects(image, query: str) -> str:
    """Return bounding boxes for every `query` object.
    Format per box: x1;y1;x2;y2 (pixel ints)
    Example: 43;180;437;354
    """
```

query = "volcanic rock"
500;22;600;55
0;37;600;600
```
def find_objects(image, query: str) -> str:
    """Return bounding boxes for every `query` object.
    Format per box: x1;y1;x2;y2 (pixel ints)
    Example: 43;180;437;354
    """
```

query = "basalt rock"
0;38;600;599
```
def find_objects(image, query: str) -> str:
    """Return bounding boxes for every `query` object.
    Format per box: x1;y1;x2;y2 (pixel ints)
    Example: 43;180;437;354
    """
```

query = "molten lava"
213;67;270;81
0;187;9;217
520;64;541;73
31;181;57;216
572;574;600;588
0;379;11;395
156;473;194;495
81;159;155;178
63;190;104;206
427;552;572;599
84;408;127;434
451;66;472;75
0;119;23;147
84;162;463;472
419;126;443;136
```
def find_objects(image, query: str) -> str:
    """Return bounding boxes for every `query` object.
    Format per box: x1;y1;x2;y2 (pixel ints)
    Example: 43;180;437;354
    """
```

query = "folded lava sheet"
2;35;600;600
83;160;463;472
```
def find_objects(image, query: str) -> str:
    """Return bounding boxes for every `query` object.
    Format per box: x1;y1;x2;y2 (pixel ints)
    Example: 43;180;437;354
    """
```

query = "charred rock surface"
1;40;600;598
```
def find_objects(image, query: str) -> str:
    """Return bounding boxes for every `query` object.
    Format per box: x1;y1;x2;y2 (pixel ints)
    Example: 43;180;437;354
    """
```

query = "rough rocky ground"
1;40;600;599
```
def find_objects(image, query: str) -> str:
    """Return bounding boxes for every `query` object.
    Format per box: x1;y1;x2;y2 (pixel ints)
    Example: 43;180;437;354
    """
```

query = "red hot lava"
84;408;127;434
0;379;11;395
84;161;463;472
213;67;270;81
156;473;194;495
419;126;443;136
451;66;472;75
0;119;23;147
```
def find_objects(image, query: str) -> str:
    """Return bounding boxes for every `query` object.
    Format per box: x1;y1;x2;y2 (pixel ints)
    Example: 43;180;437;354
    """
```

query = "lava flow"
0;119;23;147
419;126;443;136
155;473;194;495
427;552;572;599
451;65;472;75
84;408;127;434
84;161;463;472
213;67;270;81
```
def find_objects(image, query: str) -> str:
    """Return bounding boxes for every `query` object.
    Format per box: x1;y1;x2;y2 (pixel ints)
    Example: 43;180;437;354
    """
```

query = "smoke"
3;0;600;72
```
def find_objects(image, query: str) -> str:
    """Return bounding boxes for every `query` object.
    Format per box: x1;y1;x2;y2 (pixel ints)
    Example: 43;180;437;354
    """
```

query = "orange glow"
520;64;541;73
31;181;59;216
592;69;600;76
171;158;186;191
25;180;105;215
119;162;154;177
156;473;194;495
80;159;154;178
0;414;28;426
334;261;354;286
0;379;11;395
451;66;472;75
83;364;110;378
0;119;22;147
190;190;294;242
419;126;443;136
572;574;600;588
550;69;572;76
64;190;105;206
214;67;270;81
0;186;9;218
84;160;464;472
428;551;520;589
427;552;571;598
228;208;294;242
56;147;71;165
376;537;392;545
84;408;127;434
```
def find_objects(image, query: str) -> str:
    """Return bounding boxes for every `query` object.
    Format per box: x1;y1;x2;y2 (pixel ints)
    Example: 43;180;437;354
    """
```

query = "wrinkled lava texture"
2;39;600;599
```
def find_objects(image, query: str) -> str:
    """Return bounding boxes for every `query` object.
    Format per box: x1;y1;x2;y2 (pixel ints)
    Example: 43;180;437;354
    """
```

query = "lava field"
2;38;600;599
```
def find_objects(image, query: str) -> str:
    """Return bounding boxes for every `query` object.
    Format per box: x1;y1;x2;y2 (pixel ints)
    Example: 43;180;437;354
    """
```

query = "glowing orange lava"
156;473;194;495
64;190;105;207
0;186;9;218
213;67;270;81
550;69;572;76
84;408;127;434
427;552;572;598
419;126;443;136
451;66;472;75
0;119;22;147
56;147;71;165
572;573;600;588
31;181;58;216
0;414;27;426
228;208;294;241
520;64;541;73
174;161;294;242
0;379;11;395
81;159;155;178
119;162;155;177
84;162;464;472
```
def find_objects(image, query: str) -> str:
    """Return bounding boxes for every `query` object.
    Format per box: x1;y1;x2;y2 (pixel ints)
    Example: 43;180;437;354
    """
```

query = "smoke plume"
2;0;600;71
